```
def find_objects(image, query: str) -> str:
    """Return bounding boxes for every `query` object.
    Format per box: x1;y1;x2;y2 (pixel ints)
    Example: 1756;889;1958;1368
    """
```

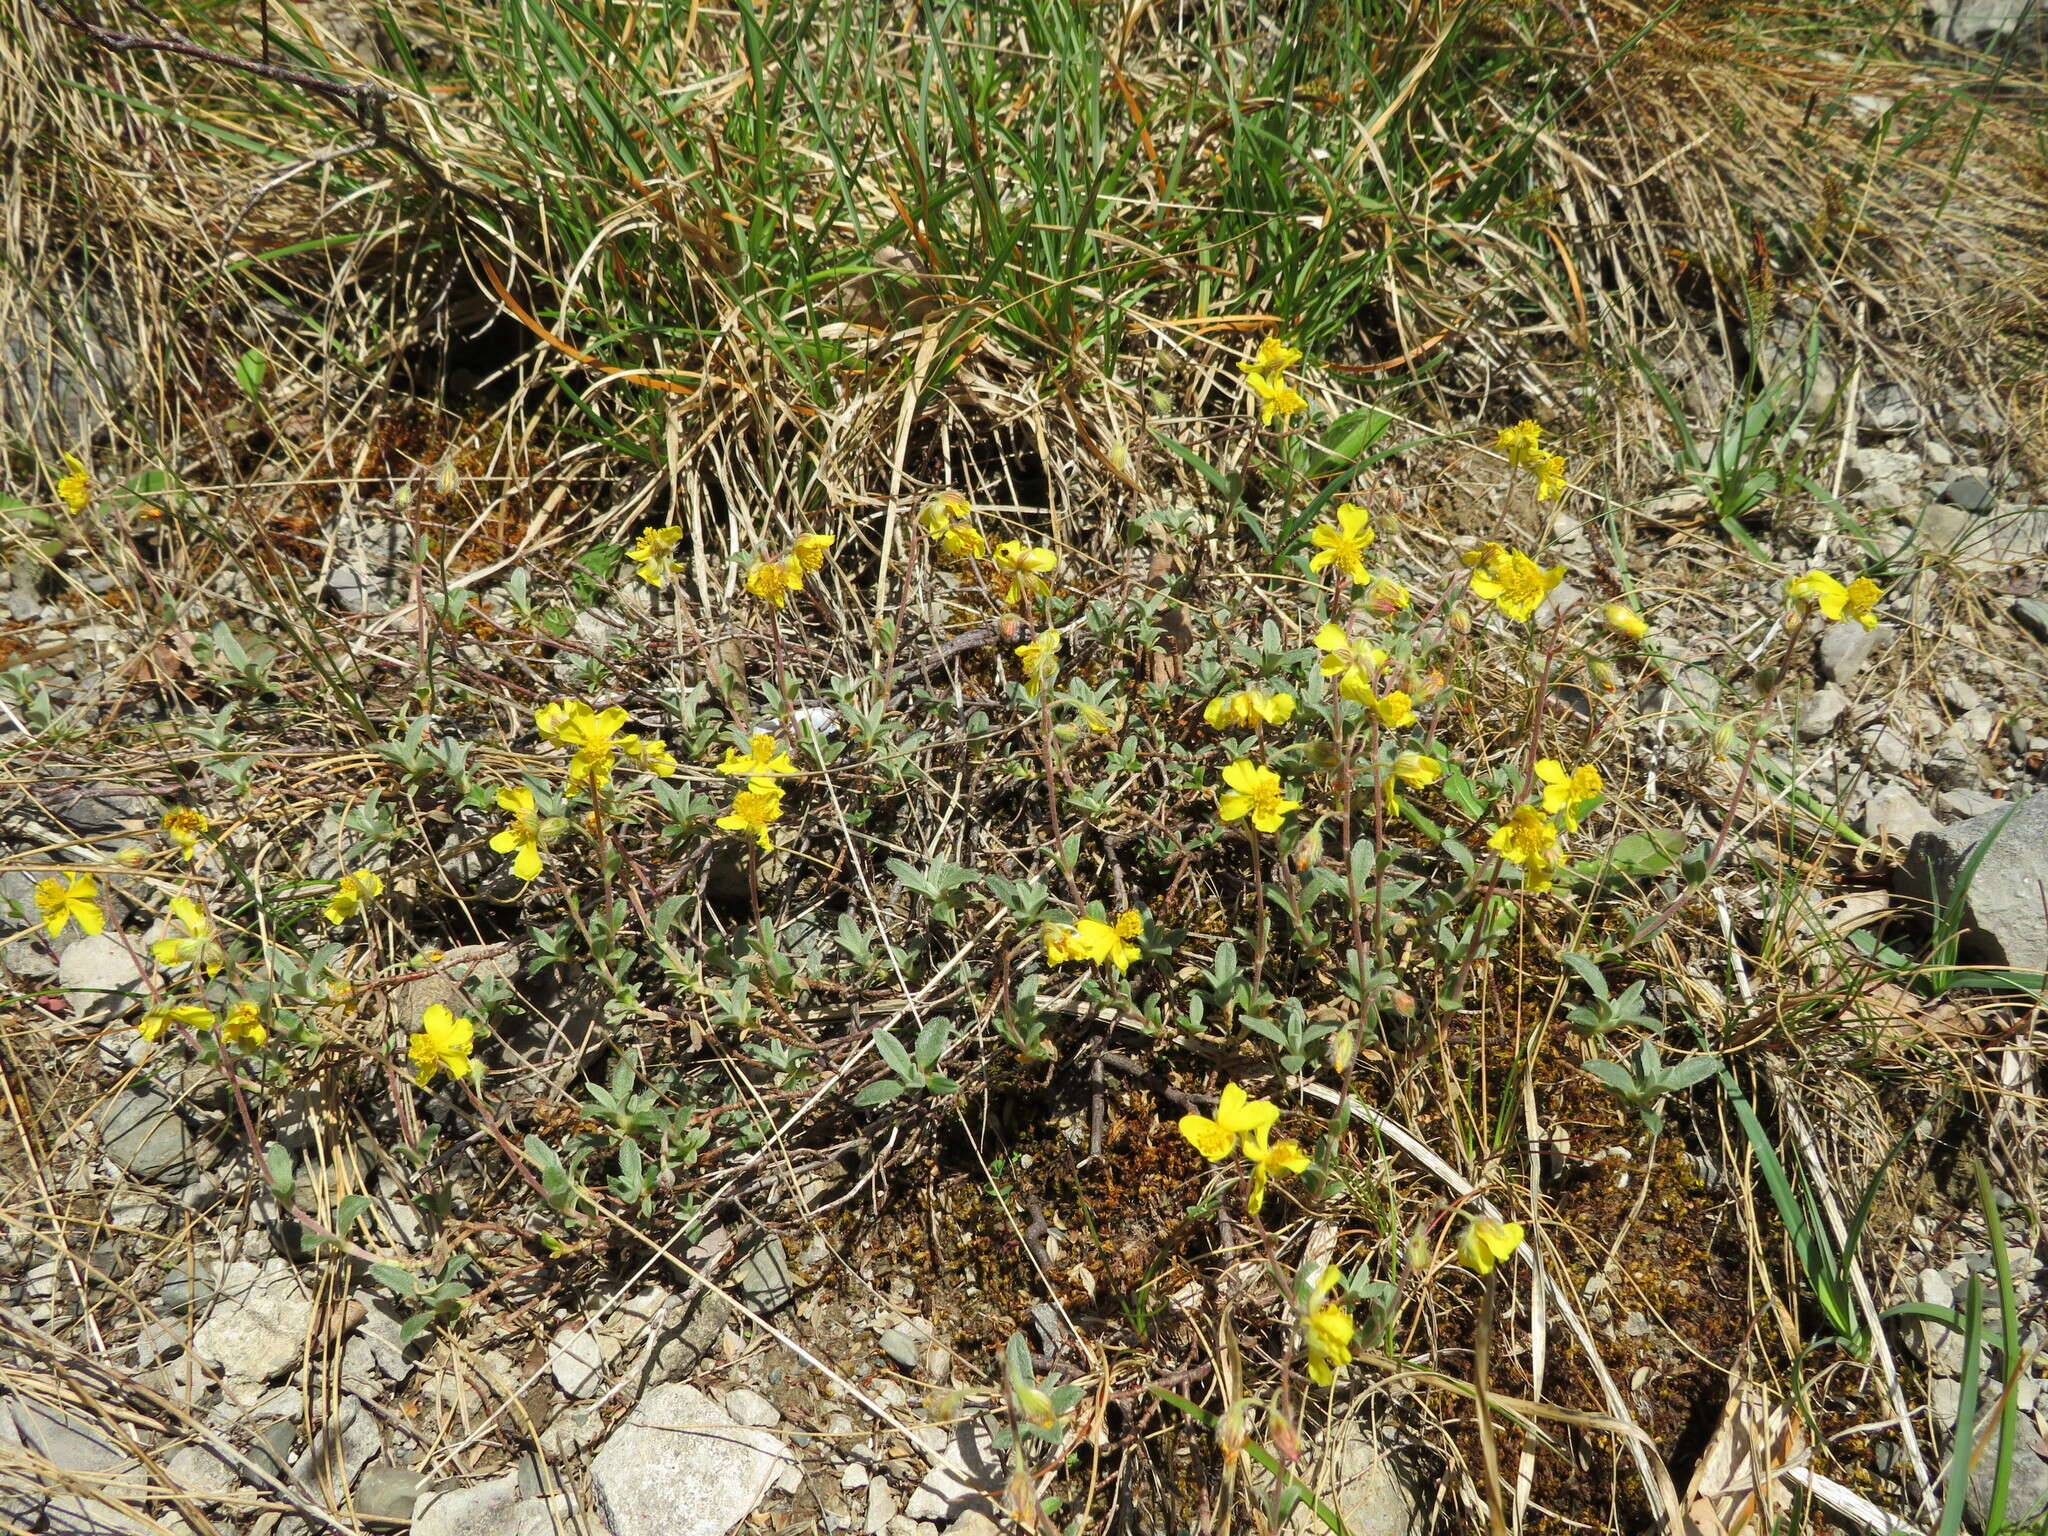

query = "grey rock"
1865;725;1916;775
1943;392;2009;442
550;1323;608;1399
248;1418;297;1479
539;1403;606;1460
1899;792;2048;974
5;1395;133;1475
324;511;411;615
96;1086;202;1184
1862;785;1943;847
721;1389;779;1428
1928;0;2047;50
734;1238;793;1316
1941;789;2007;821
643;1287;728;1388
2014;599;2048;646
1844;447;1923;492
164;1441;238;1499
1941;676;1984;713
41;783;150;834
157;1262;222;1317
1858;382;1923;434
1967;1412;2048;1528
354;1464;425;1523
903;1421;1000;1523
1919;505;2048;571
292;1397;381;1505
1818;622;1886;684
589;1383;793;1536
877;1327;922;1372
1939;475;1995;511
1305;1430;1419;1536
865;1479;897;1533
58;936;151;1021
191;1262;314;1385
413;1473;521;1536
1796;687;1849;741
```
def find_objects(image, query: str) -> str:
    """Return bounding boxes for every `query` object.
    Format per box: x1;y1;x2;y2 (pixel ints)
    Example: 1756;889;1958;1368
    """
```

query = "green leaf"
264;1145;296;1204
368;1262;419;1299
398;1310;439;1346
854;1080;904;1107
872;1029;915;1081
234;347;269;401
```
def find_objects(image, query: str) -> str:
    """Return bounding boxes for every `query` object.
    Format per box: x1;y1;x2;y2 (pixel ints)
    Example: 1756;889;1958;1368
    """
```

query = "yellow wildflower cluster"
1044;909;1145;973
717;777;786;851
1238;336;1307;426
919;493;988;564
1456;1215;1526;1276
161;808;209;863
1014;628;1060;701
55;453;91;513
1465;541;1566;623
627;524;686;586
323;869;384;926
409;1003;477;1088
992;540;1058;607
536;699;676;793
1216;758;1300;834
1485;758;1602;893
1496;419;1568;501
1178;1082;1311;1217
745;531;834;609
1202;687;1294;730
1303;1265;1356;1387
151;897;224;976
1786;569;1882;631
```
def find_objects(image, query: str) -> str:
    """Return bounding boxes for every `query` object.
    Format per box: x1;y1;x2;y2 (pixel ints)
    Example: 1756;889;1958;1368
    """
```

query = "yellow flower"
627;525;686;586
408;1003;476;1088
55;453;91;513
1244;369;1307;426
137;1003;214;1043
1534;760;1602;832
919;495;988;563
1244;1128;1312;1216
1303;1266;1355;1387
717;776;785;851
1044;910;1146;973
161;808;209;862
1202;688;1296;730
219;1001;268;1052
1178;1082;1281;1162
790;531;835;576
537;699;630;792
1313;621;1389;704
1015;627;1061;701
322;868;384;926
1455;1215;1526;1276
1217;758;1300;835
151;897;224;976
1386;751;1442;814
1788;570;1881;630
1535;452;1568;502
992;540;1057;606
1371;690;1416;730
1496;419;1543;471
35;873;104;939
619;734;677;777
1602;600;1648;640
490;785;546;882
1468;545;1566;623
1307;502;1375;582
718;735;797;777
746;556;803;609
1486;805;1563;892
1239;337;1304;378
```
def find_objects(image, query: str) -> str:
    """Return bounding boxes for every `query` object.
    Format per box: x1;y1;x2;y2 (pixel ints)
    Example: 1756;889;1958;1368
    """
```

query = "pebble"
354;1465;425;1522
1897;792;2048;973
589;1383;794;1536
865;1478;898;1533
550;1323;608;1399
1861;783;1942;847
96;1086;204;1185
2013;599;2048;646
1938;475;1994;510
1796;687;1849;741
57;935;151;1021
877;1327;923;1372
1817;622;1886;684
1864;725;1916;774
191;1261;316;1386
722;1388;779;1427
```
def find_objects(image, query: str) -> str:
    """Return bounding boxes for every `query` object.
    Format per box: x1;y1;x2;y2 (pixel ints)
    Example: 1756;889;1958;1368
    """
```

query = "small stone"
841;1464;870;1491
877;1328;922;1372
291;1397;381;1505
1818;622;1886;684
722;1388;779;1428
1940;789;2006;821
354;1465;425;1523
58;935;151;1021
413;1473;520;1536
1858;381;1922;433
540;1403;606;1460
191;1261;316;1385
902;1421;1001;1523
1868;726;1918;775
1968;1414;2048;1527
1796;687;1849;741
1939;476;1994;511
96;1086;203;1185
165;1442;237;1499
1861;784;1942;847
550;1323;608;1399
590;1383;793;1536
865;1479;898;1533
2013;599;2048;646
1941;676;1984;713
734;1238;794;1315
1898;791;2048;973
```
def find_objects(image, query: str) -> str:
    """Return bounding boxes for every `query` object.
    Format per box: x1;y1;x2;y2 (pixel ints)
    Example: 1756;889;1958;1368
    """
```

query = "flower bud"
1326;1027;1357;1075
1390;989;1417;1019
1601;600;1648;640
1216;1398;1253;1468
1268;1407;1301;1466
435;458;462;497
1587;658;1620;693
1447;603;1473;637
1406;1229;1434;1273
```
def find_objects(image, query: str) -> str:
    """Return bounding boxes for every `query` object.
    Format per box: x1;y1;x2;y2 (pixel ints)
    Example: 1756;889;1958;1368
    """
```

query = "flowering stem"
1247;826;1267;1000
1473;1270;1508;1536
